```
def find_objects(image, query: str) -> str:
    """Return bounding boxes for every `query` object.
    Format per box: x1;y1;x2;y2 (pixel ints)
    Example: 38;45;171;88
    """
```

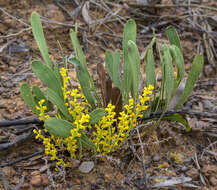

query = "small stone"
8;66;16;73
30;175;42;187
153;155;160;162
79;161;94;174
181;166;188;172
165;170;177;177
209;176;217;186
41;174;50;186
186;167;198;180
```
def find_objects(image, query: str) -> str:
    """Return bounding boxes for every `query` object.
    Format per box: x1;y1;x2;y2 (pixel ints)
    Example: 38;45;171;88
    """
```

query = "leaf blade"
31;60;63;100
20;83;38;114
31;12;51;68
175;55;204;109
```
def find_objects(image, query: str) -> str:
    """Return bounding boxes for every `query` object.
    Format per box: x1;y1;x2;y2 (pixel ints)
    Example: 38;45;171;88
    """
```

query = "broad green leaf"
162;45;174;106
153;39;165;113
145;37;156;86
162;113;191;131
165;26;181;51
123;19;136;103
175;55;203;109
45;118;75;138
105;50;113;77
69;33;100;105
123;19;137;54
45;118;96;151
46;88;73;121
105;50;121;89
169;45;185;81
113;50;122;89
127;40;140;100
69;29;89;76
31;61;63;99
69;58;96;108
31;12;51;68
89;108;106;124
54;63;63;86
32;86;52;112
20;83;38;114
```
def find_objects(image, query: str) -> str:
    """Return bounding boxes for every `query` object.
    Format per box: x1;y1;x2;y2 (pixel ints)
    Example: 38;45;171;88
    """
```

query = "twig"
0;149;44;167
94;155;120;165
0;118;43;127
0;27;32;39
13;175;25;190
43;157;56;188
201;141;217;159
138;110;217;121
0;168;12;190
125;3;217;12
0;130;33;151
192;153;206;186
136;128;149;189
0;8;30;27
132;137;173;147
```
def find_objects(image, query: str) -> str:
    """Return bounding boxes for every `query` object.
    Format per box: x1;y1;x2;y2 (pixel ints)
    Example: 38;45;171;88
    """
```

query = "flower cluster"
92;104;117;154
36;99;49;121
33;67;154;166
33;68;91;166
92;85;154;155
33;129;66;166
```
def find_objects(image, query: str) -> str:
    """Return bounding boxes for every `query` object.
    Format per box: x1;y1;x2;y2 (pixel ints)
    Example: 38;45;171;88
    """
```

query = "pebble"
30;170;42;187
30;175;42;187
41;174;50;186
203;100;213;110
181;166;188;172
153;155;160;162
79;161;95;174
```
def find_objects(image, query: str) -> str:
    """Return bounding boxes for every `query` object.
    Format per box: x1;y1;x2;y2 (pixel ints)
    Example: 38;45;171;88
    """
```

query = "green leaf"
69;31;100;105
127;40;140;100
123;19;136;103
54;63;63;87
162;113;191;131
31;12;51;68
45;118;96;151
165;26;181;51
45;118;75;138
169;45;185;81
175;55;203;109
113;50;122;88
46;88;73;121
89;108;106;124
145;37;156;86
123;19;137;54
105;50;121;89
69;58;96;108
162;45;174;106
32;86;52;112
31;60;63;99
105;50;113;77
20;83;38;114
69;29;89;76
